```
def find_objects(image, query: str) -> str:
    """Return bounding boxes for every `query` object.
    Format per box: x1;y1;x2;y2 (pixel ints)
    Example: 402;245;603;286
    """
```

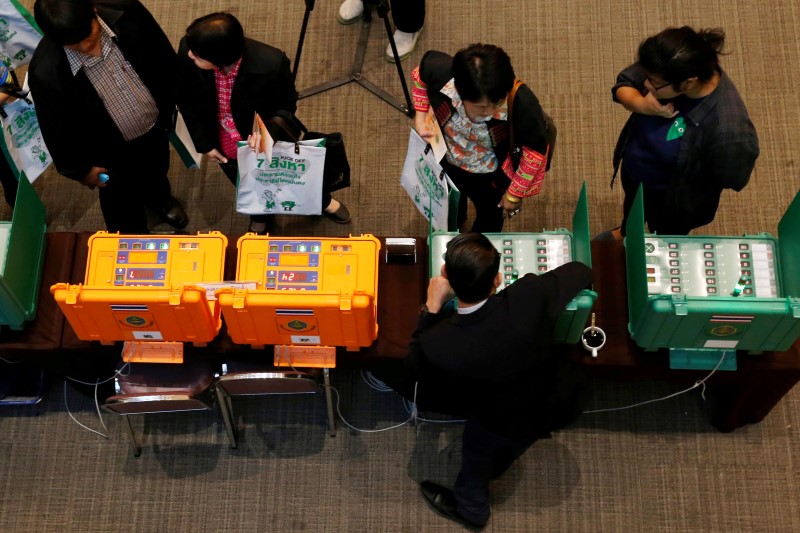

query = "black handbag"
267;112;351;192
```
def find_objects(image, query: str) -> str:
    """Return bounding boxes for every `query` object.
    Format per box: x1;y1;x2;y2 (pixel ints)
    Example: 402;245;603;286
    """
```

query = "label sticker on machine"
132;331;164;340
277;316;319;334
291;335;321;344
114;312;157;329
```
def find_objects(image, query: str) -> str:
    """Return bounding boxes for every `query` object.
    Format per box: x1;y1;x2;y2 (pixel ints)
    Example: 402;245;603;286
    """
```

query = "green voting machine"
625;186;800;370
429;182;597;344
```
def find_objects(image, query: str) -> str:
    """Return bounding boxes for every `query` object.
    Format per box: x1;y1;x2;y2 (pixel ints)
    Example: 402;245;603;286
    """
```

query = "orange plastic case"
217;234;380;351
51;232;228;345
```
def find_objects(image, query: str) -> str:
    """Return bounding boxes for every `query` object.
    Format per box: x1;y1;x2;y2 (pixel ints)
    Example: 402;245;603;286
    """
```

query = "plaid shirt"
64;17;158;141
215;58;243;160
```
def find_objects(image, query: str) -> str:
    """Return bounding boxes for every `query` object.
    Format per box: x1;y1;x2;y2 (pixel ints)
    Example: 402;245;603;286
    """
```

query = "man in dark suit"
404;232;592;529
29;0;188;233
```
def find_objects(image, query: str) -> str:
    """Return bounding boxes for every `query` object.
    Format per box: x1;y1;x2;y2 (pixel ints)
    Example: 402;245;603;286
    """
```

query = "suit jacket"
28;0;177;182
407;261;593;439
176;37;298;155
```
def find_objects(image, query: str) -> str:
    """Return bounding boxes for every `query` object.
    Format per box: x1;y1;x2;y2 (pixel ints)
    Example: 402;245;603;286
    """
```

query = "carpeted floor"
1;0;799;531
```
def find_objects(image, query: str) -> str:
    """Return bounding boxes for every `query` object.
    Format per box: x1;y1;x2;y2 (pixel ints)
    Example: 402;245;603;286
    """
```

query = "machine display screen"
280;254;309;266
127;268;158;280
127;251;159;264
279;271;310;282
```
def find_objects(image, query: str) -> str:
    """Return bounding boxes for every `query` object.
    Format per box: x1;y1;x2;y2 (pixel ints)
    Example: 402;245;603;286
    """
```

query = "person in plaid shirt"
176;12;350;233
608;26;759;238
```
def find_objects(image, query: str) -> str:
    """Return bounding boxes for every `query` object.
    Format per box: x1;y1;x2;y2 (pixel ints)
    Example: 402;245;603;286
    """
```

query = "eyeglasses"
646;76;671;92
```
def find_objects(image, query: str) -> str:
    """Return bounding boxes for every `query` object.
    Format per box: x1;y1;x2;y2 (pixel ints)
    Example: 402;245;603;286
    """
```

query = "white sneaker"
338;0;364;24
386;30;420;63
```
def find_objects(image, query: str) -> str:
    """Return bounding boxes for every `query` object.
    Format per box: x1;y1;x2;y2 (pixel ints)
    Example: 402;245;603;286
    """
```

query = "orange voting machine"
216;234;380;367
52;232;228;362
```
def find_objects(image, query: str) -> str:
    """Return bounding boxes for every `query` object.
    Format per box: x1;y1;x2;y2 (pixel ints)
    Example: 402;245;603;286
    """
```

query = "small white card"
195;281;258;301
425;108;447;161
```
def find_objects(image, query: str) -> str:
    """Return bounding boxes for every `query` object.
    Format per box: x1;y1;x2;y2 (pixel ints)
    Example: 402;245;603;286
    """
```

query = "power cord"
63;346;134;438
584;350;728;414
331;385;413;433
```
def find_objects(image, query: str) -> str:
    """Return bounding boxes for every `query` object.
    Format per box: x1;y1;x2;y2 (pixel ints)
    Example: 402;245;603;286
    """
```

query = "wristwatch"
418;304;430;317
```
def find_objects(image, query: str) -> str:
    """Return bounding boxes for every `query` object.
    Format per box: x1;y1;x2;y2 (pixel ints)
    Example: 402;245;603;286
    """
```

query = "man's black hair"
452;43;515;104
34;0;95;46
444;232;500;303
185;12;245;68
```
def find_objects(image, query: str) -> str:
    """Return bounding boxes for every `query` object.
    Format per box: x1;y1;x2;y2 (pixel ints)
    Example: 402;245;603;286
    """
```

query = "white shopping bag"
0;0;42;69
0;95;50;182
236;138;326;216
400;128;460;231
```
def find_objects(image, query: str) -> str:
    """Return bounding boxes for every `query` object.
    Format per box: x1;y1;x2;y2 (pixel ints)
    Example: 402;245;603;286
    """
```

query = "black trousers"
98;127;173;234
443;161;509;233
0;156;17;207
454;418;538;525
620;167;693;236
219;160;333;224
390;0;425;33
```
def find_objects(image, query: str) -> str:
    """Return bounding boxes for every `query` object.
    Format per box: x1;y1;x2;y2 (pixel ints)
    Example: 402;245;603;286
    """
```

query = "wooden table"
6;233;799;431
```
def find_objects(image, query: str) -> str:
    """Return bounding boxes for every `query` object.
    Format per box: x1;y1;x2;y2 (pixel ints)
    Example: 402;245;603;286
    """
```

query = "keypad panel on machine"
431;234;573;288
644;237;778;298
265;240;324;291
113;238;172;286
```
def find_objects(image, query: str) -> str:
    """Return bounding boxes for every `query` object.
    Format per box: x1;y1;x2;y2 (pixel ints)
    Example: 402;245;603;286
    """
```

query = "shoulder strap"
507;79;524;149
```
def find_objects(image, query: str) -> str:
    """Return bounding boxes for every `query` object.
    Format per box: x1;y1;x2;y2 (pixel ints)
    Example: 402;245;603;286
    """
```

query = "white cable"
331;386;412;433
584;350;728;414
402;398;466;423
63;380;109;439
0;355;22;364
361;369;394;392
64;344;133;436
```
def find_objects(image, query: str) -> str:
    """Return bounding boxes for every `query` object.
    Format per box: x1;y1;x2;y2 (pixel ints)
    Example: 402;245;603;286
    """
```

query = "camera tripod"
292;0;414;116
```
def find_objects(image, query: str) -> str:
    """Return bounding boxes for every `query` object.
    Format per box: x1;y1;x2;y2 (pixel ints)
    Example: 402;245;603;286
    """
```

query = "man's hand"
204;148;228;164
425;276;454;314
413;110;435;143
80;166;109;189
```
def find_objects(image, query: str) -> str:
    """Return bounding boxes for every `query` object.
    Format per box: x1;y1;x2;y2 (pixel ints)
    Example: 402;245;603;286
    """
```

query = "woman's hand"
616;86;678;118
413;110;435;143
204;148;228;164
498;193;522;219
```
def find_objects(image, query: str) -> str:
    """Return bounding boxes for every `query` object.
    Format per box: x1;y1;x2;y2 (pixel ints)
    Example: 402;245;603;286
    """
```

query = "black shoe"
420;481;486;531
323;201;351;224
248;216;275;235
157;197;189;229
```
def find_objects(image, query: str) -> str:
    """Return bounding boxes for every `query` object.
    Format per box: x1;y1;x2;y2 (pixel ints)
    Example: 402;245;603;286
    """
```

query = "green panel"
777;188;800;297
571;181;592;267
0;175;46;328
624;185;648;336
669;348;738;371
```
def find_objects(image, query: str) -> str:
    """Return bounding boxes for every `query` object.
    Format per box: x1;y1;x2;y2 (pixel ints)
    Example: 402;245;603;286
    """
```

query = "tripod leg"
380;8;413;116
293;2;316;81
